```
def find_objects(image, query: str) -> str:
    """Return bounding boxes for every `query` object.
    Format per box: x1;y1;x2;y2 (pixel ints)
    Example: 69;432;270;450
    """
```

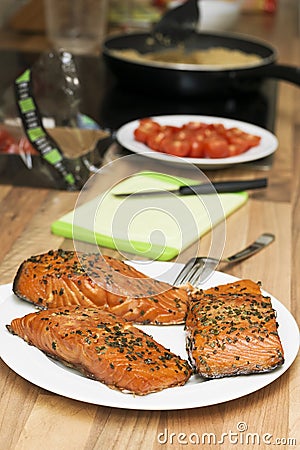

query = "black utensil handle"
244;63;300;87
179;178;268;195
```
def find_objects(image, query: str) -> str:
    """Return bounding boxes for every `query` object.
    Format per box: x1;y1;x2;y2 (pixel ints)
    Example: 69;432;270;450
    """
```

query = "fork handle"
225;233;275;263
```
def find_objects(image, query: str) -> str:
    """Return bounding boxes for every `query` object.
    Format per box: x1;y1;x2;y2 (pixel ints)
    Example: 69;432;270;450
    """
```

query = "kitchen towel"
51;171;248;260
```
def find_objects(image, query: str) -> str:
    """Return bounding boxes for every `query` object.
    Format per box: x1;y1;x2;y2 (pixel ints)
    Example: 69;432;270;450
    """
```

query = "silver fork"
174;233;275;286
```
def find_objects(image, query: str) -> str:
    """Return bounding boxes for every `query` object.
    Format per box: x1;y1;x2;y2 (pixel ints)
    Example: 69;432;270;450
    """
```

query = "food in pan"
111;46;262;68
134;118;261;158
13;250;189;325
7;305;192;395
185;279;284;378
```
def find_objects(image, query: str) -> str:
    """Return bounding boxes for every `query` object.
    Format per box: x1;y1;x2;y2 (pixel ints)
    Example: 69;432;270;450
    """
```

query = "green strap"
14;68;80;190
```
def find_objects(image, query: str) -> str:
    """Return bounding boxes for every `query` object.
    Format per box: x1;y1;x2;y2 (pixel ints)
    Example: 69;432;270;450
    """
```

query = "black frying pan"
102;31;300;97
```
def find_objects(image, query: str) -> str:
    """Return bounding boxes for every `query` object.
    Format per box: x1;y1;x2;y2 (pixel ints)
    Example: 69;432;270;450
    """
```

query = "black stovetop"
0;49;278;188
97;77;277;133
0;50;277;133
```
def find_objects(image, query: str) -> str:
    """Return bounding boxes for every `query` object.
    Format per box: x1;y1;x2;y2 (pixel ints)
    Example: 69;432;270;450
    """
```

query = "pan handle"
248;63;300;86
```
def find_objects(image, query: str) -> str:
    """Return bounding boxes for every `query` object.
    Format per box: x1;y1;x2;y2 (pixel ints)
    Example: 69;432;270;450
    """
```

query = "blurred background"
0;0;279;54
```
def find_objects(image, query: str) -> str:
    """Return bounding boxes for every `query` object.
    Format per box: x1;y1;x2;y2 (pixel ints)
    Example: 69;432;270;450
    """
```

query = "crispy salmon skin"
186;279;284;379
7;306;192;395
13;250;189;325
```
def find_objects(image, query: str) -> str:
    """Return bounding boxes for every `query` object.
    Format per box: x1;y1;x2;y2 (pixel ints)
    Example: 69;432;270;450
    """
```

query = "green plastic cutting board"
51;171;248;260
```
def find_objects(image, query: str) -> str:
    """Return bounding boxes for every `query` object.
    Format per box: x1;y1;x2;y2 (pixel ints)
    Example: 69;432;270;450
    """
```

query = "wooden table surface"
0;1;299;449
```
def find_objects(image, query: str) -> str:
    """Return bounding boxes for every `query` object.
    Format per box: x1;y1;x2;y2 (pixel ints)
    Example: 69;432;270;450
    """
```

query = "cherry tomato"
139;118;160;127
134;128;147;143
203;137;230;158
189;139;204;158
161;137;190;157
146;131;169;151
228;144;244;156
160;125;181;135
241;133;261;147
183;121;207;131
202;127;219;138
226;127;244;137
133;119;161;143
133;120;261;159
226;136;250;153
211;123;226;135
173;129;193;141
226;130;261;152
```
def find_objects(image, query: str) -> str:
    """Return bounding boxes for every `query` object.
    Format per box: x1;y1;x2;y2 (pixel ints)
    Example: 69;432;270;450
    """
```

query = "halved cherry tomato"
133;119;161;143
173;129;193;141
161;137;190;157
228;144;244;156
160;125;181;135
183;121;207;131
134;127;149;143
139;118;160;127
226;129;261;150
202;128;218;138
211;123;226;135
189;139;204;158
203;137;230;158
133;119;261;159
146;131;168;151
226;136;250;153
226;127;245;137
241;133;261;147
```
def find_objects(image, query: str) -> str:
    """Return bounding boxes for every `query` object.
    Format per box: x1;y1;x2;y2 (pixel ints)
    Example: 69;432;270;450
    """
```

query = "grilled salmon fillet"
13;250;188;325
185;279;284;378
7;306;192;395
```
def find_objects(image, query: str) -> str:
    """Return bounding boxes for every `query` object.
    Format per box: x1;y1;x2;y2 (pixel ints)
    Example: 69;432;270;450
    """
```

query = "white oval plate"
116;115;278;169
0;263;298;411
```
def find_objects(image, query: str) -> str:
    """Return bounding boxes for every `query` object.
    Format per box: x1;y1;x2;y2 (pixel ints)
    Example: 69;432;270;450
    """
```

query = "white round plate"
0;263;298;411
116;115;278;169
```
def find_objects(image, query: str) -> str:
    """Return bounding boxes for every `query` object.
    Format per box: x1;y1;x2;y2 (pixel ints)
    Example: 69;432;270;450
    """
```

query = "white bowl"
198;0;242;32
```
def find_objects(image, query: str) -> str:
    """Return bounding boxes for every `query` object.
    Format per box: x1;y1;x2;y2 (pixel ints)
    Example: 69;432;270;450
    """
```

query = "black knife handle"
179;178;268;195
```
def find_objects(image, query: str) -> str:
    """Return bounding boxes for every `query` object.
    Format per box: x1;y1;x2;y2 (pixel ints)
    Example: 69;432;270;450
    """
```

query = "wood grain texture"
0;1;299;449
